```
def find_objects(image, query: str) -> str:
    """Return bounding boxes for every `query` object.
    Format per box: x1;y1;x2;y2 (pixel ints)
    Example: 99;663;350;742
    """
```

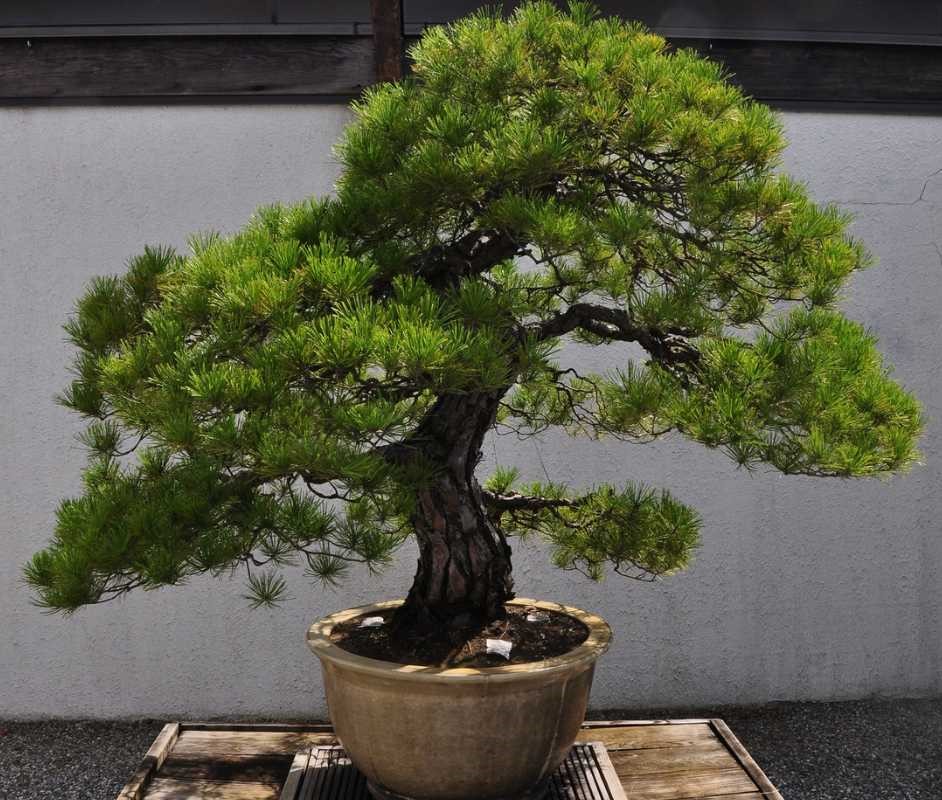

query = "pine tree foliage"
26;2;921;612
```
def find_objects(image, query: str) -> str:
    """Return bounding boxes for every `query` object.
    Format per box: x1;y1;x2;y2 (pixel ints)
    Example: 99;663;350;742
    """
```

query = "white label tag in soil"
486;638;513;659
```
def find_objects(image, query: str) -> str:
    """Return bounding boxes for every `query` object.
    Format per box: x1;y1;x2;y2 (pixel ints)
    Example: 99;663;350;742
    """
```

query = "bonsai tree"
26;2;921;642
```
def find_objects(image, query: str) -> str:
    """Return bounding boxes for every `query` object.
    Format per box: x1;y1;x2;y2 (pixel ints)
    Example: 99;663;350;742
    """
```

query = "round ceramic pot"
306;597;611;800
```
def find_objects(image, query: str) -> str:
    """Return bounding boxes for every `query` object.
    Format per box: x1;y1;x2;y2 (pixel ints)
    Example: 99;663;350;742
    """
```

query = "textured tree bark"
394;391;514;634
401;471;514;630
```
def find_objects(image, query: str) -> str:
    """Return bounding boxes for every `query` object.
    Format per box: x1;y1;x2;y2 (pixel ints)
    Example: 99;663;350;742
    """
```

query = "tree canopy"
26;2;921;614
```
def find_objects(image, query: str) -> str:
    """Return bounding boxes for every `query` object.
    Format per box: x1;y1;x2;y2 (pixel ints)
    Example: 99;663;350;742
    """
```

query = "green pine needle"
243;572;291;609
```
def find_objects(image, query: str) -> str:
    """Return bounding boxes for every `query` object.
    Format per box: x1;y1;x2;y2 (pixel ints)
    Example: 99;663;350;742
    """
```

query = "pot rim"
306;597;611;684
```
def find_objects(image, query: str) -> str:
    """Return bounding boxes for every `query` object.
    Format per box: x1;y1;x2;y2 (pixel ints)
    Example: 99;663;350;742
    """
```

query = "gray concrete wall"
1;103;939;719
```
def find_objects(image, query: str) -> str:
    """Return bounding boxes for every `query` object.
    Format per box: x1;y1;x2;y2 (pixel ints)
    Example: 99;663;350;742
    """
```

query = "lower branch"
481;489;585;513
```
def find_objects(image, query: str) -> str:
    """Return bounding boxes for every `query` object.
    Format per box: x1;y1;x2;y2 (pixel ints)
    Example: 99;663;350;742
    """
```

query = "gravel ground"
1;699;939;799
0;719;163;800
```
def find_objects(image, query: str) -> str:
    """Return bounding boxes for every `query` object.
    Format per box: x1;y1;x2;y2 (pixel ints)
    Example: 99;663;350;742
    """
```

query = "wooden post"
116;722;179;800
370;0;404;83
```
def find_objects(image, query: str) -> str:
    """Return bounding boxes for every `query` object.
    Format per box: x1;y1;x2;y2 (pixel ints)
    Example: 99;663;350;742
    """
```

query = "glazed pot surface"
307;598;612;800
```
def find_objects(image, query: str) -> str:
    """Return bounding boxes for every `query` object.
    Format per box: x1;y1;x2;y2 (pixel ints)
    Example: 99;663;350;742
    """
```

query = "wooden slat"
279;750;311;800
583;719;714;727
145;777;281;800
160;753;294;783
118;722;180;800
0;35;374;99
172;731;335;757
695;794;769;800
177;731;336;744
3;30;942;103
619;767;759;800
298;747;369;800
710;719;784;800
671;37;942;105
688;795;768;800
577;724;717;751
574;742;629;800
400;34;942;106
180;723;333;733
283;743;629;800
608;741;740;776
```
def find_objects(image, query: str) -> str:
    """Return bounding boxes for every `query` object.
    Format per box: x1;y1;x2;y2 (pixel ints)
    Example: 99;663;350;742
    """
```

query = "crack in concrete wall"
836;166;942;207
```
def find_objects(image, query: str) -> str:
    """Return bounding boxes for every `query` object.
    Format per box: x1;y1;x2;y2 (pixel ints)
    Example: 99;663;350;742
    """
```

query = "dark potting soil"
330;605;589;668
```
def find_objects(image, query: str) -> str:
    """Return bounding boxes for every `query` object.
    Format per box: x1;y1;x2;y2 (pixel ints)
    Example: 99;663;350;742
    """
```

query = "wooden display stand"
118;719;783;800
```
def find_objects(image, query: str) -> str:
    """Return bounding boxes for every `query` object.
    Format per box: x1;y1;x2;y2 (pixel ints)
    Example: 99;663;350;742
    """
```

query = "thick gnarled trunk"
400;472;513;630
394;391;514;634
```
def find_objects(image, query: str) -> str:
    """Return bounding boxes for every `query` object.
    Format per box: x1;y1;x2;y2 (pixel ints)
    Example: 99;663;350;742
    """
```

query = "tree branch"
419;228;521;285
529;302;701;371
371;228;523;297
481;489;585;513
